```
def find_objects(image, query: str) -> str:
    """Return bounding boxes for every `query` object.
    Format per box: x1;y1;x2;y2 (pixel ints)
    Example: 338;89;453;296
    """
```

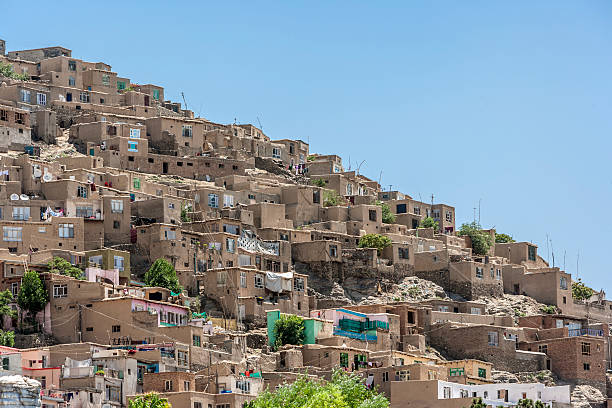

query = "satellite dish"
20;194;29;200
33;168;42;178
42;173;52;182
10;194;19;200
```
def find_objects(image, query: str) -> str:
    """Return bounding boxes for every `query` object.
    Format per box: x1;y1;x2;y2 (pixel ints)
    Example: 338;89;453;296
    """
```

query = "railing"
568;328;604;337
333;328;377;342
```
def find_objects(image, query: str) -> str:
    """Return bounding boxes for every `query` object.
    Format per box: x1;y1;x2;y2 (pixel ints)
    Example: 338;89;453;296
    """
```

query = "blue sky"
3;1;611;291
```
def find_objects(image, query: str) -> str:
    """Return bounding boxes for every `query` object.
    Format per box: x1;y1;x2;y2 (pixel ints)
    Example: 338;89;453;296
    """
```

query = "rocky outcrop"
0;375;41;407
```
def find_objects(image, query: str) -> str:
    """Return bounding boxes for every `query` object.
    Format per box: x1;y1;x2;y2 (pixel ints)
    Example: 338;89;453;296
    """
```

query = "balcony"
568;328;604;337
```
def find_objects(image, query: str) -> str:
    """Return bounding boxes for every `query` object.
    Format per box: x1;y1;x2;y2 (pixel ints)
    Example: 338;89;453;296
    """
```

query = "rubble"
570;385;606;407
485;294;551;320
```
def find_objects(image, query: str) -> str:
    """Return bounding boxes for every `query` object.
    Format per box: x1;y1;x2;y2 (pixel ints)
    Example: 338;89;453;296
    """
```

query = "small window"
583;363;590;371
112;325;120;333
133;178;141;189
77;185;88;198
582;342;591;356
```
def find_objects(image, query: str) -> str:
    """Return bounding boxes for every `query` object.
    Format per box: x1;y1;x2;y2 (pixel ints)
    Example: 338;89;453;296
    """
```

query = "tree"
180;202;191;223
0;62;29;81
376;201;396;224
572;278;594;301
246;369;389;408
311;178;326;188
358;234;392;255
458;222;493;256
273;314;305;350
517;399;534;408
144;258;182;293
47;257;84;279
128;393;171;408
0;290;17;329
17;270;48;325
495;233;515;243
419;217;439;231
534;401;546;408
323;190;344;207
465;398;487;408
0;330;15;347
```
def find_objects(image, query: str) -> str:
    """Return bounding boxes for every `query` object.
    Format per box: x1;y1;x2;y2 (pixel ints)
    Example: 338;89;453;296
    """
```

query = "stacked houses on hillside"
0;41;607;407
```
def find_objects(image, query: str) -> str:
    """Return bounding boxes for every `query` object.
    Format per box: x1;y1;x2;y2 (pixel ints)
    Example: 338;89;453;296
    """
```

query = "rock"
571;384;606;407
0;375;42;407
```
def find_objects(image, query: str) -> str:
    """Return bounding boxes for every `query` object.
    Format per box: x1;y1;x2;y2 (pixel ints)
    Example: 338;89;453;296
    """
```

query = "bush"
246;369;389;408
572;278;594;301
466;398;487;408
311;178;326;187
307;155;316;162
145;258;182;293
376;201;396;224
17;270;48;323
419;217;439;231
0;290;17;329
458;222;493;256
0;330;15;347
47;257;84;279
180;202;191;223
358;233;392;255
0;62;29;81
495;233;515;243
540;305;557;314
129;393;171;408
323;190;344;207
273;314;305;350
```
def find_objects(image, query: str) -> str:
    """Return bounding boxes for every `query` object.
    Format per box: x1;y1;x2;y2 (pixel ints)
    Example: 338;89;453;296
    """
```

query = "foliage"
307;155;316;162
419;217;439;231
572;278;594;301
540;305;557;314
144;258;182;293
246;369;389;408
458;222;493;256
128;392;172;408
517;399;534;408
17;270;48;319
180;202;191;223
47;257;84;279
465;397;487;408
0;330;15;347
311;178;326;188
0;62;29;81
376;201;396;224
358;233;392;255
0;290;17;329
495;233;515;243
323;190;344;207
273;314;305;350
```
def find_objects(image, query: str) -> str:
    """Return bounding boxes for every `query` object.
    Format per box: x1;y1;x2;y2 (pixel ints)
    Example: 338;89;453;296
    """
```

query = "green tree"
534;401;546;408
517;399;534;408
458;222;493;256
419;217;439;231
0;62;29;81
273;314;305;350
0;330;15;347
358;234;392;255
323;190;344;207
47;257;84;279
17;270;48;325
465;397;487;408
572;278;594;301
311;178;326;188
0;290;17;329
144;258;182;293
180;202;191;223
376;201;396;224
246;369;388;408
128;393;171;408
495;233;515;243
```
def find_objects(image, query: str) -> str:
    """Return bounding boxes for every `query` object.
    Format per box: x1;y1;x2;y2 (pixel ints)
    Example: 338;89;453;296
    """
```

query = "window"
583;363;590;371
560;277;568;290
432;209;440;219
182;125;193;137
470;307;482;315
487;331;498;346
398;247;409;260
272;148;281;159
582;342;591;356
184;381;190;390
165;380;173;391
114;256;124;271
476;267;483;279
490;267;494;278
68;60;77;71
133;178;140;189
77;185;88;198
53;284;68;298
12;207;30;221
223;194;234;208
538;344;548;354
369;209;377;221
117;81;126;90
128;141;138;152
216;271;227;285
254;274;264;289
445;211;452;222
3;227;22;242
76;206;93;218
449;367;464;376
164;229;176;240
111;200;123;213
112;325;120;333
20;89;30;102
59;224;74;238
152;89;160;100
329;245;338;258
79;92;90;103
68;76;75;86
395;370;409;381
208;194;219;208
102;74;110;86
528;245;536;261
478;368;486;378
10;283;19;297
396;204;407;214
443;387;451;399
37;93;47;106
496;269;502;280
346;183;353;195
0;109;6;121
313;190;320;204
226;238;235;253
382;372;389;382
240;271;247;288
413;206;421;215
294;277;304;292
340;352;348;368
236;379;251;393
129;128;141;139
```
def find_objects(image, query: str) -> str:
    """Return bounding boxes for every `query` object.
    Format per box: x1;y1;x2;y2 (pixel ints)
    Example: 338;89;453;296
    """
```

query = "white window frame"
3;227;23;242
182;125;193;137
240;271;247;288
254;274;264;289
223;194;234;208
20;89;30;103
111;199;124;214
208;194;219;208
128;141;138;152
12;207;30;221
272;148;281;159
226;238;235;253
129;128;141;139
37;93;47;106
53;284;68;298
58;224;74;238
487;331;498;346
113;256;124;272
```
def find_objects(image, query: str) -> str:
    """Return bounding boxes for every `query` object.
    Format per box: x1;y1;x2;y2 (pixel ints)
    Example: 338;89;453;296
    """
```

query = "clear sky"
3;1;611;292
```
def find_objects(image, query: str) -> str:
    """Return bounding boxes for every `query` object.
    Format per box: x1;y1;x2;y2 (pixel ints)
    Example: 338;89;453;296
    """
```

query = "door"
513;284;520;295
163;162;168;174
66;93;72;102
144;95;150;106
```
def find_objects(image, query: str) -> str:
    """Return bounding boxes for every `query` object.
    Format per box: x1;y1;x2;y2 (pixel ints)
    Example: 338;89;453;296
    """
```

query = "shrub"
495;233;515;243
540;305;557;314
572;278;594;301
358;233;392;255
180;202;191;223
129;393;171;408
47;257;84;279
145;258;182;293
419;217;439;231
311;178;326;187
376;201;396;224
0;62;29;81
273;314;305;350
0;330;15;347
323;190;344;207
307;155;316;162
458;222;493;256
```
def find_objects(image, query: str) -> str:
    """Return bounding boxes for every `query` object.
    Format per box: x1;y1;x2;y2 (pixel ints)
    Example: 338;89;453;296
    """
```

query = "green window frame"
193;335;201;347
133;178;140;189
153;89;160;100
117;81;126;90
478;368;486;378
